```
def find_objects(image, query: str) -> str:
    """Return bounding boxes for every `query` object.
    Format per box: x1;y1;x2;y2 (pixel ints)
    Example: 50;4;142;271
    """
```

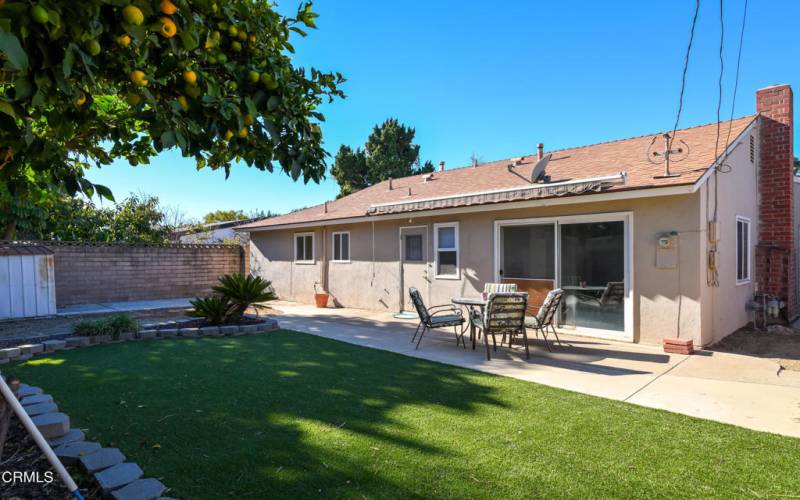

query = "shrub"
71;314;140;339
213;274;276;319
189;296;235;325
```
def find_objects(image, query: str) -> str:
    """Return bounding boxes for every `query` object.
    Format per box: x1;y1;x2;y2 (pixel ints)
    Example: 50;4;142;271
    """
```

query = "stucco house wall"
250;191;716;345
698;124;760;345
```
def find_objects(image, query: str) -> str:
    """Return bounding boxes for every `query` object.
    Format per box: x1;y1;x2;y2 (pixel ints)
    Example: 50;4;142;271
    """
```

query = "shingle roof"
0;242;54;256
239;115;757;230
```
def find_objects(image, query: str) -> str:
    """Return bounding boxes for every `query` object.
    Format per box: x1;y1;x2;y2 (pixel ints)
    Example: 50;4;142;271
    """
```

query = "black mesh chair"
473;292;529;360
409;287;465;350
525;288;564;351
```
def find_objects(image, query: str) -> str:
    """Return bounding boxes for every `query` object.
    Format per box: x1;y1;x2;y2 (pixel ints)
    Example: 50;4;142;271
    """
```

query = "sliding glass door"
559;221;625;332
495;213;631;340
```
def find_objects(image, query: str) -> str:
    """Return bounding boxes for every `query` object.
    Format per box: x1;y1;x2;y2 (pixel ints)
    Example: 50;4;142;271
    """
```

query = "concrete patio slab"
269;300;800;438
57;298;192;316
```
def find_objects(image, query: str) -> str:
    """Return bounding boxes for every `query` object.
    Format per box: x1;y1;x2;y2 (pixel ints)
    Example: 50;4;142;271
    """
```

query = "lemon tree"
0;0;344;237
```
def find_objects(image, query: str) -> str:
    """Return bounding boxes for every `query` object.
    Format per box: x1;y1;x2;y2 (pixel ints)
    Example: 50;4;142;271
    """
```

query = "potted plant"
314;282;329;308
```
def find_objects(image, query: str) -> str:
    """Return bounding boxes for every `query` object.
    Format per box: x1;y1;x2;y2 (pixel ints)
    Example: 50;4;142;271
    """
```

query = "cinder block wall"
44;242;244;307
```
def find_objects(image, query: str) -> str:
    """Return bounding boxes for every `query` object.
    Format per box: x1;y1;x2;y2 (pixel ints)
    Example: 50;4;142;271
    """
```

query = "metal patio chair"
483;283;518;294
409;287;466;350
525;288;564;352
472;292;529;360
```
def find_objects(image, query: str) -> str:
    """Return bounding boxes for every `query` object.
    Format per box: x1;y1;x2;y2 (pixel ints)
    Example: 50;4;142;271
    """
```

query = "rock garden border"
0;315;279;365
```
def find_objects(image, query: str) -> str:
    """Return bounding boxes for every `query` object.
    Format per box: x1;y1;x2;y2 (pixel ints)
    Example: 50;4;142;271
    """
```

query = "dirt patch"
710;326;800;372
0;418;99;499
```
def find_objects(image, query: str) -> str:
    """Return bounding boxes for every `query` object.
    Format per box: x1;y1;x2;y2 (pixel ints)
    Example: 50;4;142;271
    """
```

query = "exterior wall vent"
749;134;755;164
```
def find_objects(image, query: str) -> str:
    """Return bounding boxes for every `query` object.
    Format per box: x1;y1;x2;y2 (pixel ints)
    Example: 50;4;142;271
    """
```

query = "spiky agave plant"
213;274;276;319
189;296;235;325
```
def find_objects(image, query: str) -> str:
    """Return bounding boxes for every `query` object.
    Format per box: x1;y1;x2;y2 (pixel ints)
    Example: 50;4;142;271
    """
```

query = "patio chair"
472;292;529;360
483;283;518;294
576;281;624;308
525;288;564;352
408;287;466;350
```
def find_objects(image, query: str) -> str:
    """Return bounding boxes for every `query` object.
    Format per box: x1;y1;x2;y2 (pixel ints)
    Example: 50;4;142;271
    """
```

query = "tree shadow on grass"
9;331;508;499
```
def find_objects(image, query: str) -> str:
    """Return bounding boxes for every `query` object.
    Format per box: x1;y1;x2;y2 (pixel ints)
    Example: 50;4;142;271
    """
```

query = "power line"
671;0;702;138
723;0;749;152
713;0;724;161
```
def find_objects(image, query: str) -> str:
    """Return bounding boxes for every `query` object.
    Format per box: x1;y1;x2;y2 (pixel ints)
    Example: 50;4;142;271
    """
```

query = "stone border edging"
0;317;280;364
15;382;171;499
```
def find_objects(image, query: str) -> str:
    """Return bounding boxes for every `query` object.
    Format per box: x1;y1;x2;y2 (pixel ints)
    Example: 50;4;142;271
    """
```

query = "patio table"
451;297;487;350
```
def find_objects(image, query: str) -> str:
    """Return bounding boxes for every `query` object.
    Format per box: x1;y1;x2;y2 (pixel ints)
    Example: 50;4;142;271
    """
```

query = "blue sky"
87;0;800;220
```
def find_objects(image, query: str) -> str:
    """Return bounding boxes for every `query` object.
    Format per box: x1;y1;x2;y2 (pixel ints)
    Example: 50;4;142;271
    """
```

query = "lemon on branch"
122;5;144;25
159;17;177;38
130;70;148;87
160;0;178;15
182;70;197;85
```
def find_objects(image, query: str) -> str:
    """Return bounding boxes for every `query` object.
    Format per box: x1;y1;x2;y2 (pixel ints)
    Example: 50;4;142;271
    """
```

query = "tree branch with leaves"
0;0;344;238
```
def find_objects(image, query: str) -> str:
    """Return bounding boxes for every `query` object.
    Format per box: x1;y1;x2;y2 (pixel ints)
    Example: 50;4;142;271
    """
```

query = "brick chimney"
755;84;796;319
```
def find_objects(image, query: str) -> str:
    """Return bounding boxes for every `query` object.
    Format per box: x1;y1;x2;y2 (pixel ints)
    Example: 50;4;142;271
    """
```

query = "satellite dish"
530;154;552;183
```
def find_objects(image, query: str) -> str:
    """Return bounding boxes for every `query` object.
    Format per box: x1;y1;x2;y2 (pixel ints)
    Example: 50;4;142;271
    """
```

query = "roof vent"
388;177;393;190
439;161;445;172
537;143;544;160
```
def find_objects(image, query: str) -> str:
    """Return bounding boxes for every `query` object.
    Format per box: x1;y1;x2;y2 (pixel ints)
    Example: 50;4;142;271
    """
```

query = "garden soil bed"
160;316;267;329
710;326;800;372
0;419;98;499
0;308;192;347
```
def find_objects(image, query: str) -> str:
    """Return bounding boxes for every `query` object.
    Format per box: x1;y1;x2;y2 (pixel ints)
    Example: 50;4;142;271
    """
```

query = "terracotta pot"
314;292;329;308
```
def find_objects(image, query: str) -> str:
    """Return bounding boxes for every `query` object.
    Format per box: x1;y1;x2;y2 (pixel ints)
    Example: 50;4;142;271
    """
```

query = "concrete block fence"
32;241;248;307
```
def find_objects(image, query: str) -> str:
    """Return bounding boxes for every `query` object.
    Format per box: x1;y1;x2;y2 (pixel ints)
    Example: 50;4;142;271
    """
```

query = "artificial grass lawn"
9;330;800;499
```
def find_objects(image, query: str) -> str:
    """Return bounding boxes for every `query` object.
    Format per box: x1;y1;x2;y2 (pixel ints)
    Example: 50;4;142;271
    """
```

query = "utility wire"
671;0;702;139
723;0;749;153
713;0;724;163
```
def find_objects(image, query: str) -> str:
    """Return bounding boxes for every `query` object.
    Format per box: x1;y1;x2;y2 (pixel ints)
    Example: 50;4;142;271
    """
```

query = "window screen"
404;234;423;261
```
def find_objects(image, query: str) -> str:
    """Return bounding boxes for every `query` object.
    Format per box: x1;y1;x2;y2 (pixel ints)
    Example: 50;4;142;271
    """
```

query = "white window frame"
294;232;315;264
433;222;460;280
331;231;351;263
736;216;751;285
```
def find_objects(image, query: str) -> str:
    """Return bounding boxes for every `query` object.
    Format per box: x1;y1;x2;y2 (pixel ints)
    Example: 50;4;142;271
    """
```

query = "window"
294;232;314;263
404;234;423;262
736;216;750;283
332;231;350;262
434;222;459;278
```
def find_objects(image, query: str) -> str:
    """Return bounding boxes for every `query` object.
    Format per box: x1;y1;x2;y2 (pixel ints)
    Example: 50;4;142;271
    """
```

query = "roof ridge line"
441;114;758;174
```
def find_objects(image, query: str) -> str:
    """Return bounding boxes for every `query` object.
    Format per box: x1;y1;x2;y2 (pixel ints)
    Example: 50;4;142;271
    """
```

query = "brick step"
21;394;54;406
96;463;143;493
111;478;167;500
17;384;43;398
24;401;58;417
80;447;126;473
49;429;85;448
55;441;101;465
31;412;70;439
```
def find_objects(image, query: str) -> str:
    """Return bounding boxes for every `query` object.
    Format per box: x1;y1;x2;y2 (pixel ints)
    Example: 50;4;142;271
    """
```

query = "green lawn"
9;330;800;499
